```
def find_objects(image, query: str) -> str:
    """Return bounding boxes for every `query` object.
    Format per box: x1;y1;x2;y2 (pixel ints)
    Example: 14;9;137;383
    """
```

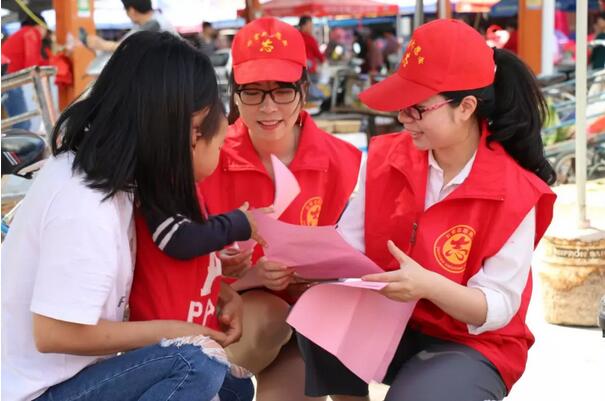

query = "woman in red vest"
199;17;361;401
298;19;556;401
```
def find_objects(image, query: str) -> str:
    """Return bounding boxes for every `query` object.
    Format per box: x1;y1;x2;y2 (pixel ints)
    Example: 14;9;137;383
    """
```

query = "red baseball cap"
232;17;307;85
360;19;496;112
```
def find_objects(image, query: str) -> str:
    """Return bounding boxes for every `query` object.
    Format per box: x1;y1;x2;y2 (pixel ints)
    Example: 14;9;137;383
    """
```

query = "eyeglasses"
235;86;299;106
399;99;453;121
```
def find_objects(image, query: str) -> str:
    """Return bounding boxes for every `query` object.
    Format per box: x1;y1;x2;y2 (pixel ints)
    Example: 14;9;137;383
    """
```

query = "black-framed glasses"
235;86;299;105
399;99;453;121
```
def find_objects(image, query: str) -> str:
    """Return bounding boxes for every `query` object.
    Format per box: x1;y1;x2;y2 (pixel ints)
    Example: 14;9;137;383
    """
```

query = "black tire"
554;153;576;184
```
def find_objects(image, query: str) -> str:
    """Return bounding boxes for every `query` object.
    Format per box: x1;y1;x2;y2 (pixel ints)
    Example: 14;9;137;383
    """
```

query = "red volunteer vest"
199;111;361;303
129;210;223;330
200;111;361;227
364;130;555;390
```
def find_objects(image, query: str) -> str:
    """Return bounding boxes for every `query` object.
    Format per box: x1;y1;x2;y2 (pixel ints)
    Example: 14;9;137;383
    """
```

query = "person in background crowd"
382;29;400;70
198;21;217;57
363;30;384;77
298;16;325;76
502;20;518;55
590;12;605;70
87;0;175;53
1;11;49;130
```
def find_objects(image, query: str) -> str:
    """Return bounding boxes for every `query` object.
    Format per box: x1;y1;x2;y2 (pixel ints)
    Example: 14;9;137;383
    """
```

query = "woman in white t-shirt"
1;31;252;401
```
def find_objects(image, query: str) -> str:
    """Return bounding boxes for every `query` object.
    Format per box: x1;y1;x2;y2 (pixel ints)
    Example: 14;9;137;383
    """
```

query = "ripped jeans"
36;336;254;401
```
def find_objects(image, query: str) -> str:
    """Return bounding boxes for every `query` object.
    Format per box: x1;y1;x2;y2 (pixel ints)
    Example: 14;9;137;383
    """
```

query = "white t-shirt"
1;153;135;401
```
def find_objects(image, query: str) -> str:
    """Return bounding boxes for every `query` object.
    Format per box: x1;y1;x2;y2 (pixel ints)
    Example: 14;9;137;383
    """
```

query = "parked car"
209;48;231;109
210;49;231;90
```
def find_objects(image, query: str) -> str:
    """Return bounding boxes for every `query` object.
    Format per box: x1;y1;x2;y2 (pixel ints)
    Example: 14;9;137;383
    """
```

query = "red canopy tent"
240;0;399;18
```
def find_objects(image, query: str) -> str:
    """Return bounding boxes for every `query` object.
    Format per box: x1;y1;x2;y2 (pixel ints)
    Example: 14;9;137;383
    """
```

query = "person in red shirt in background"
2;12;49;130
199;17;361;401
298;15;325;75
502;20;518;54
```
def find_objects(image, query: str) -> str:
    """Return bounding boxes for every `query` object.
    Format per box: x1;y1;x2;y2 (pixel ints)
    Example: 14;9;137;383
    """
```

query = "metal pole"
396;10;404;62
541;0;555;76
575;0;589;228
414;0;424;29
396;10;403;39
438;0;447;19
31;71;57;139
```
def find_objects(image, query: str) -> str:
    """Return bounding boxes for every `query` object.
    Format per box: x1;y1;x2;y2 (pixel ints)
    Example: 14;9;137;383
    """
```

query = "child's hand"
219;247;253;278
238;202;269;247
217;283;244;347
256;256;295;291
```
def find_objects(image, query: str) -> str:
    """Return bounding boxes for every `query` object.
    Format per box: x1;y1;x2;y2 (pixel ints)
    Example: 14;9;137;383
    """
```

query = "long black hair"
51;31;223;223
441;48;556;185
227;68;309;124
20;12;46;27
121;0;153;13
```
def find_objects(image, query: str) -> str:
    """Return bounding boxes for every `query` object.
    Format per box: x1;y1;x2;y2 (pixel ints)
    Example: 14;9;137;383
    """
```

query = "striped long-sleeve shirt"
143;208;251;260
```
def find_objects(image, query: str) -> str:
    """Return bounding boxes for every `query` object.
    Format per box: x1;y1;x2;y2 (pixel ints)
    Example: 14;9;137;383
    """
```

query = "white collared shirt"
337;151;535;334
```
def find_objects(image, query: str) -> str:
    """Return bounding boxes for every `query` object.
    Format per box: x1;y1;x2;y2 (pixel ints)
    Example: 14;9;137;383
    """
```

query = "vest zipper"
409;221;419;254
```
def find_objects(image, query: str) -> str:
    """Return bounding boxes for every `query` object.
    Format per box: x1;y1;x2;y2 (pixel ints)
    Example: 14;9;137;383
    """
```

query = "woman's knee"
242;291;292;347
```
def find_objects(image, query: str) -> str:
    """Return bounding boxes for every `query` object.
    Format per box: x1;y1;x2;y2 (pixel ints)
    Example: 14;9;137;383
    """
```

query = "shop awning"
243;0;399;18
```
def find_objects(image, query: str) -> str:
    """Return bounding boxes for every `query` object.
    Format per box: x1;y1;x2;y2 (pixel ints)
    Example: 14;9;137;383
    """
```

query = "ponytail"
489;48;555;184
442;48;556;185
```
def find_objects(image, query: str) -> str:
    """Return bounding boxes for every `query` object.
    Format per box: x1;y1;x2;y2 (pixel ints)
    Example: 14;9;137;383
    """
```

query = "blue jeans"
36;343;254;401
3;87;31;130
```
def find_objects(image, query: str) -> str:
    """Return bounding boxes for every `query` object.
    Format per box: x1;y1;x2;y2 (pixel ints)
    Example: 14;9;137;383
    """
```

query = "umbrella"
489;0;517;18
556;0;598;12
488;0;598;17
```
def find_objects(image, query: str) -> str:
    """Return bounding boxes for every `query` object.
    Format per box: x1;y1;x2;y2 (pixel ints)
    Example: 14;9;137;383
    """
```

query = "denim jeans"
36;343;254;401
3;87;31;130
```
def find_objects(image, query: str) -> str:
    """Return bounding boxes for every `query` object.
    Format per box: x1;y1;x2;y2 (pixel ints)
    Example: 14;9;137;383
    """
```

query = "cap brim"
359;73;437;112
233;59;303;84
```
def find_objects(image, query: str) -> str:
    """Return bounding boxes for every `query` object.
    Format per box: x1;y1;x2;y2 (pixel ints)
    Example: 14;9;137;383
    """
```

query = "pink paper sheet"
287;283;416;383
269;154;301;219
252;210;383;279
337;278;388;290
237;155;301;250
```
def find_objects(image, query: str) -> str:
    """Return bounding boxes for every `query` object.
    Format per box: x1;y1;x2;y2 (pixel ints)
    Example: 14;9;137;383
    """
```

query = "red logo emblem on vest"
300;196;322;226
433;225;475;273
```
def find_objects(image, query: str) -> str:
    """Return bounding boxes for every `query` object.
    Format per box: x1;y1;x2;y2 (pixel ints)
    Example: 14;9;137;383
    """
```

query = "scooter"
1;128;47;239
